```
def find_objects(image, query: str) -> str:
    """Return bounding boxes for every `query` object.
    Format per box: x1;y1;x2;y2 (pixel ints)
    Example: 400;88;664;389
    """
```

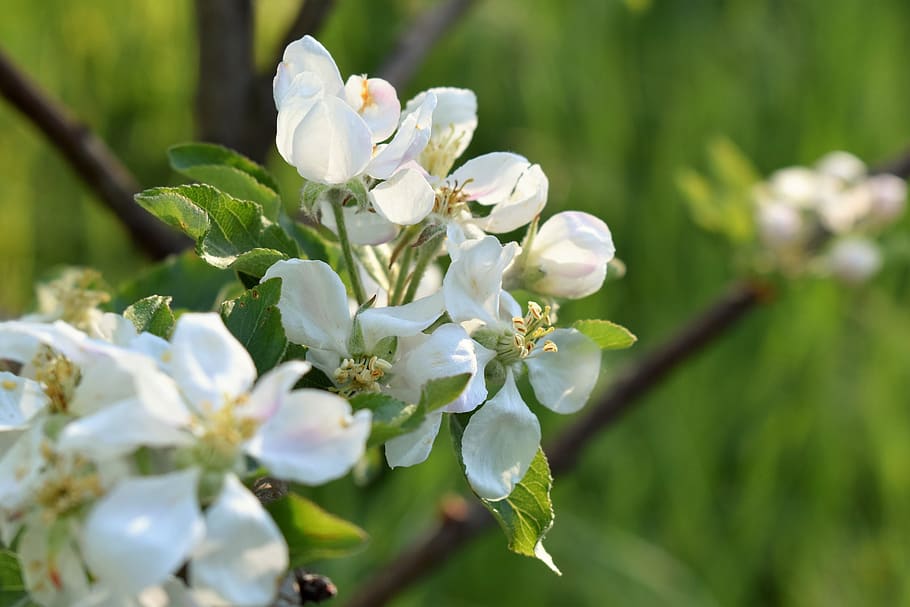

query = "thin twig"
247;0;337;163
0;49;188;259
873;148;910;178
343;280;770;607
377;0;478;90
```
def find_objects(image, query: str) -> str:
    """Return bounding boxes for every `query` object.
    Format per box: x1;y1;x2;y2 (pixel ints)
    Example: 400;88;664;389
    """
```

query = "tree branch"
194;0;256;153
377;0;477;90
343;280;770;607
0;48;188;259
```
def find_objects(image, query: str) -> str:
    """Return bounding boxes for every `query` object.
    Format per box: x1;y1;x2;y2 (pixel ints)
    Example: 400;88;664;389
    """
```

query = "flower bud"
522;212;615;299
826;237;882;285
756;202;803;248
866;174;907;225
815;151;866;184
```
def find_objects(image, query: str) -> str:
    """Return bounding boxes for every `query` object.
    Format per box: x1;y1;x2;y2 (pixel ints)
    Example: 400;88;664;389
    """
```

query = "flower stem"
391;245;415;306
331;201;367;305
401;232;444;304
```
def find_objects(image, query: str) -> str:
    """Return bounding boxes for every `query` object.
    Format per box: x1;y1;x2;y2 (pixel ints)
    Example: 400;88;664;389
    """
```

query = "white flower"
274;35;437;194
756;201;804;249
517;211;616;299
263;260;485;416
403;87;478;179
443;236;601;499
825;237;883;285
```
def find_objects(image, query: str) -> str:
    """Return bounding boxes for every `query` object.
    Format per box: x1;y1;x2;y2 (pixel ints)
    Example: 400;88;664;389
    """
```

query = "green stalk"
401;232;445;304
331;201;367;305
391;244;415;306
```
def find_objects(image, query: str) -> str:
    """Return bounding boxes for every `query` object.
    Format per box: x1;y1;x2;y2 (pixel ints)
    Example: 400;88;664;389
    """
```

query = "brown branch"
343;280;770;607
194;0;256;153
377;0;478;90
247;0;337;163
0;49;188;259
873;148;910;178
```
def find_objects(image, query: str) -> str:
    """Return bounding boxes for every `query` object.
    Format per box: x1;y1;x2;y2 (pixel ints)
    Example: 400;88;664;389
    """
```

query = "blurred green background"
3;1;910;605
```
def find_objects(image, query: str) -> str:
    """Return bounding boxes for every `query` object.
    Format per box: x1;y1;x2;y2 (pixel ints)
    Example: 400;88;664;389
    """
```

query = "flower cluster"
1;35;622;605
269;36;616;501
0;309;370;605
754;151;906;283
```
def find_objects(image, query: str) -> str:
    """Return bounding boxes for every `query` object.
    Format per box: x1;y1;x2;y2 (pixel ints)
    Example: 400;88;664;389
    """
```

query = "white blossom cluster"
269;35;615;500
0;302;370;606
754;151;906;283
0;35;618;606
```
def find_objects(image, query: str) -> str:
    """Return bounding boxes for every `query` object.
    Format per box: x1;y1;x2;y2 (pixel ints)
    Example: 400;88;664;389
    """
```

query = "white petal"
451;152;531;204
290;96;372;184
191;475;288;607
275;71;323;165
389;324;487;413
443;236;519;325
246;360;312;421
461;373;541;500
245;389;371;485
0;372;48;439
526;211;615;299
525;328;601;414
369;168;435;226
305;347;343;382
815;151;866;183
275;35;343;105
826;237;883;285
356;292;444;352
319;199;401;246
405;87;476;175
344;75;401;142
81;468;204;595
0;320;88;366
368;92;437;179
58;400;192;459
474;163;549;234
170;313;256;411
0;422;45;510
19;524;91;607
263;259;352;354
384;410;443;468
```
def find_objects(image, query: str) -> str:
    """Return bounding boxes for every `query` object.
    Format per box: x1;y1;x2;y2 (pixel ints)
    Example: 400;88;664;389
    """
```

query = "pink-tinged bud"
866;174;907;225
757;202;803;248
826;238;882;285
523;212;615;299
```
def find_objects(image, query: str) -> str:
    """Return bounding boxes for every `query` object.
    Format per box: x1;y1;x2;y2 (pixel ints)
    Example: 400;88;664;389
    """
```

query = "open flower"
444;235;601;499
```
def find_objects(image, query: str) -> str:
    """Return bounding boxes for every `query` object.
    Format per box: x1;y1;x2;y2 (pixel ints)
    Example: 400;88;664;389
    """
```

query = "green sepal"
220;278;287;375
572;319;637;350
123;295;176;338
266;493;368;566
449;413;560;574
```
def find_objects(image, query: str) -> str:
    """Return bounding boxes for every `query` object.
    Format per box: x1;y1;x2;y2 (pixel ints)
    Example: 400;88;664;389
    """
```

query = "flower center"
192;395;259;471
31;346;80;414
433;179;473;219
332;355;392;398
33;443;103;523
39;268;110;331
496;301;558;365
421;125;467;178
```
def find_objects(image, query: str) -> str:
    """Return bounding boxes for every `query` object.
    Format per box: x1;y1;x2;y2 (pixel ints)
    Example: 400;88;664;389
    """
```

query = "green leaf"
572;319;637;350
418;373;471;412
220;278;287;375
350;373;470;448
449;415;560;574
123;295;176;338
351;392;418;447
110;251;239;313
168;143;281;218
0;550;24;590
136;184;298;279
266;493;368;566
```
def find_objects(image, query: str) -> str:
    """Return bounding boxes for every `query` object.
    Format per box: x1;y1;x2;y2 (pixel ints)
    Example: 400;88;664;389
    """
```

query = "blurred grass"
2;1;910;605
